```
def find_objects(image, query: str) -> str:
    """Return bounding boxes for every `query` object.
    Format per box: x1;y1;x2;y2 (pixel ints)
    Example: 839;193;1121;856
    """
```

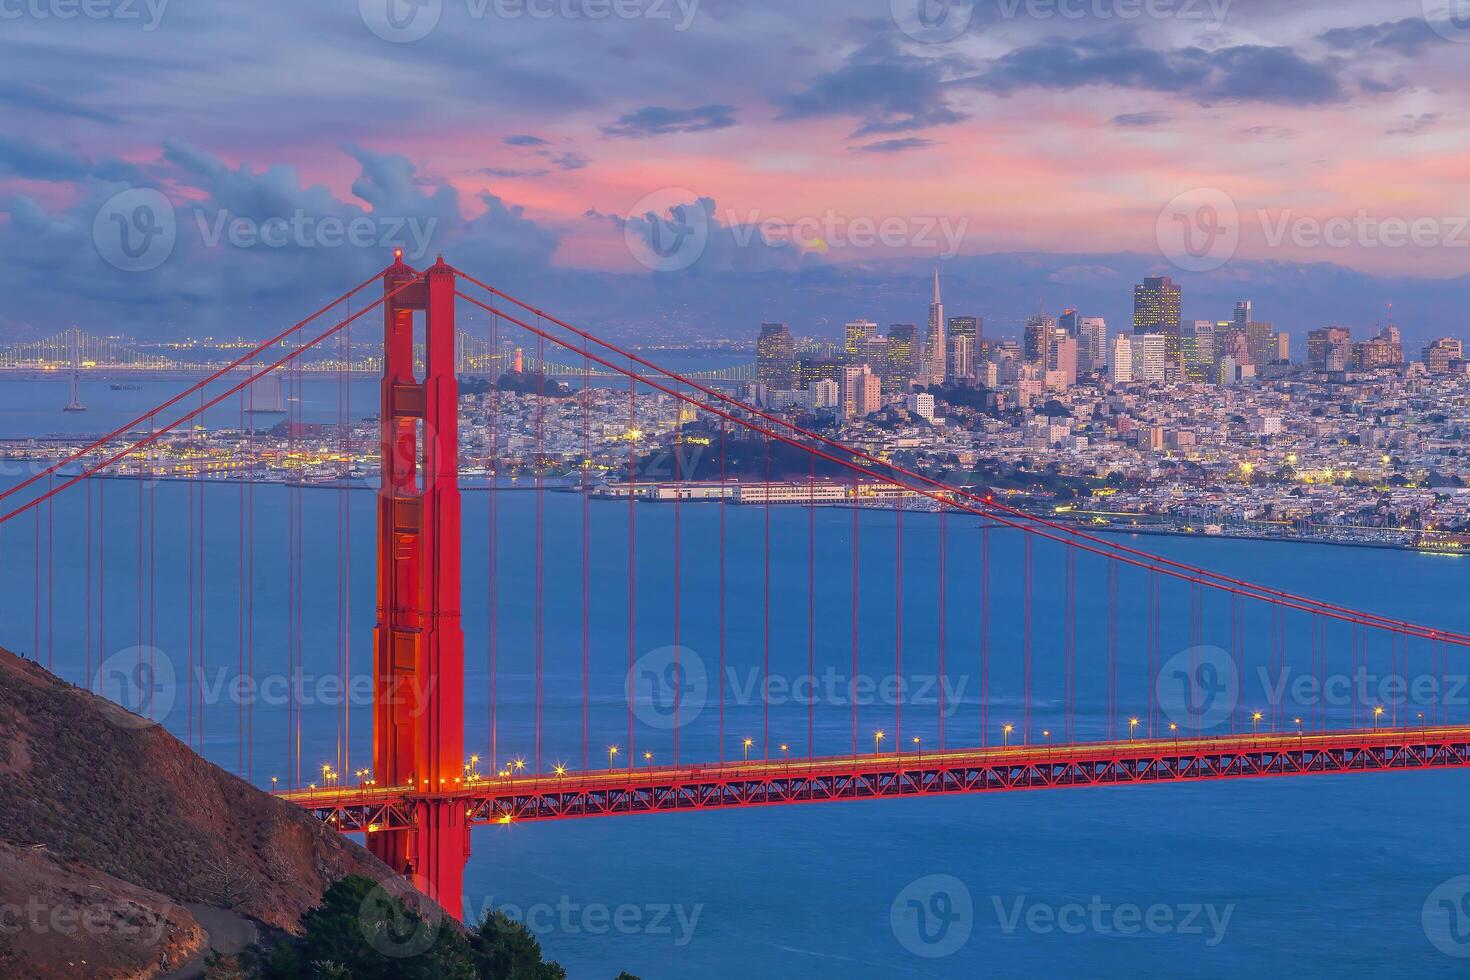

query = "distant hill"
0;647;399;977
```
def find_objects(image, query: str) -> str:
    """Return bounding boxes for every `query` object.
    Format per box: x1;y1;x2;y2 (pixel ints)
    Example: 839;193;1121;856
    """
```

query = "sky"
2;0;1469;345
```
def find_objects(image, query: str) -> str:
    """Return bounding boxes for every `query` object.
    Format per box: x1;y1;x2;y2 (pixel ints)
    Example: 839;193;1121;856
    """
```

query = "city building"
1132;333;1169;383
884;323;921;394
757;322;796;390
924;270;946;384
1133;276;1182;359
843;320;878;360
1025;314;1055;364
1077;317;1108;373
1109;333;1134;383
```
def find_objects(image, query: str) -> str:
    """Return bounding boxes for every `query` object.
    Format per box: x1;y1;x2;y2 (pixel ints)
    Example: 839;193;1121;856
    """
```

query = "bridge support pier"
370;254;468;919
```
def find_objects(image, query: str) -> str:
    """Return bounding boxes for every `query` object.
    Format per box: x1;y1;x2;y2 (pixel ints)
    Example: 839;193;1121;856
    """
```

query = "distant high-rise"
1133;276;1182;361
924;270;946;383
1233;300;1252;328
1109;333;1134;383
844;320;878;361
1059;309;1080;336
756;322;796;390
1046;330;1078;388
1077;317;1108;373
1424;337;1464;374
947;315;979;381
1024;314;1055;364
1132;333;1169;383
884;323;921;394
1182;320;1215;380
1245;321;1274;369
1307;327;1352;371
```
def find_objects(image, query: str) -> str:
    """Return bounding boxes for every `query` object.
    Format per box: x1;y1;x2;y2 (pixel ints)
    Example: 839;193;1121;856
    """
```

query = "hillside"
0;647;398;976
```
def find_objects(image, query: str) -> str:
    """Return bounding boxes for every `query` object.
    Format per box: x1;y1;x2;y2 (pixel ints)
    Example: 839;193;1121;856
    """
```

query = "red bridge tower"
370;255;468;918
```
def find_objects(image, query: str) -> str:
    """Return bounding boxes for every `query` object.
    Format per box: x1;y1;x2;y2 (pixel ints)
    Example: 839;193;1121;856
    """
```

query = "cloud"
600;105;738;138
1386;112;1441;136
1320;18;1447;56
1111;111;1171;128
850;137;938;153
587;194;813;274
550;150;590;171
0;144;562;339
777;41;967;137
0;136;142;183
0;80;123;124
504;134;551;146
963;36;1346;106
1240;125;1298;141
476;166;552;179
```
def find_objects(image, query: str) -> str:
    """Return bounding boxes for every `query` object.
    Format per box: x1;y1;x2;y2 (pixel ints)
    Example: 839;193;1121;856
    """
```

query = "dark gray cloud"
850;137;938;153
0;136;142;183
600;105;738;138
504;134;550;146
1111;111;1171;128
777;41;967;137
963;37;1346;106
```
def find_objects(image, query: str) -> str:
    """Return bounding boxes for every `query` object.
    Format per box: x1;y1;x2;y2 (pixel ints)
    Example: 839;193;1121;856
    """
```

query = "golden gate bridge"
2;255;1467;920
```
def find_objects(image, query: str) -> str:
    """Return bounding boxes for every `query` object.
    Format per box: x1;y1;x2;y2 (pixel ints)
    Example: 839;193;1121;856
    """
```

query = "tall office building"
1233;300;1252;328
757;322;796;390
1424;337;1464;374
1132;333;1169;383
924;270;946;383
1024;314;1055;364
841;364;882;419
844;320;878;360
1077;317;1108;372
1046;330;1078;388
1133;276;1182;361
884;323;921;394
1246;321;1274;370
1059;309;1080;336
1109;333;1134;383
1182;319;1215;380
1307;327;1352;371
947;315;979;381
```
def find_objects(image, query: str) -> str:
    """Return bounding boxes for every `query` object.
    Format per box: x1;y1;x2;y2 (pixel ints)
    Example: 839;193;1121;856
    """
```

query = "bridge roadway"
278;725;1470;833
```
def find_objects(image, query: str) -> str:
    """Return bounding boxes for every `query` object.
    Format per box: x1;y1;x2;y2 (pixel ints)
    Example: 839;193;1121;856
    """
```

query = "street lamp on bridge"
873;730;886;755
1002;723;1014;748
608;745;619;770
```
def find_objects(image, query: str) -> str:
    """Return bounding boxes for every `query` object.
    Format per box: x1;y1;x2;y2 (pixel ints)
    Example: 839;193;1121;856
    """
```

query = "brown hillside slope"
0;647;392;934
0;839;206;979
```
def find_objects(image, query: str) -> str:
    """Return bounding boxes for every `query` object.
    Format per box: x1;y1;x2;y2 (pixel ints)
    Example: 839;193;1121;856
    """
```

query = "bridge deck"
279;725;1470;832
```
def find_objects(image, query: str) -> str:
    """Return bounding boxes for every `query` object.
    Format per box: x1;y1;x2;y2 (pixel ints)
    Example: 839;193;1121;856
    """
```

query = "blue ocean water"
2;430;1469;975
